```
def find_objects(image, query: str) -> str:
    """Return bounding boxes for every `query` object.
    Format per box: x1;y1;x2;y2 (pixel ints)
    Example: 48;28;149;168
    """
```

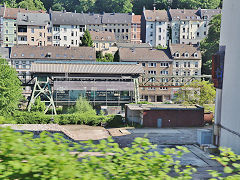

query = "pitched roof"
4;7;45;19
90;31;116;42
102;13;132;24
169;44;201;60
84;13;102;25
169;9;201;21
199;9;221;20
116;43;151;48
17;13;50;26
119;48;172;62
132;15;141;23
10;45;96;60
144;10;169;22
51;11;86;25
31;62;144;74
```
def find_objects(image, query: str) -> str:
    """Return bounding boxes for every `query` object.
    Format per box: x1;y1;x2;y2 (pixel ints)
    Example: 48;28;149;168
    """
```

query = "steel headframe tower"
28;77;57;115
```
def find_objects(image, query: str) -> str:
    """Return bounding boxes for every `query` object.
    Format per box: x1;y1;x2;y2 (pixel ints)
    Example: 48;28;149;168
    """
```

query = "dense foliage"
0;58;22;115
174;80;216;105
97;52;114;62
2;0;222;13
31;96;46;113
201;14;221;75
0;128;239;179
81;30;93;47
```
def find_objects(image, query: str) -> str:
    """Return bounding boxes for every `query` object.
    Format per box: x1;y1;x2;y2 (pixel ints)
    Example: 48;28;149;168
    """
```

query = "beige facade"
90;31;118;55
18;25;52;46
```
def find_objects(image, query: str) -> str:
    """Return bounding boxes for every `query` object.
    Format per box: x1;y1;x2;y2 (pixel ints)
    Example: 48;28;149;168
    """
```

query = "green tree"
97;53;114;62
0;58;22;115
94;0;133;13
76;0;95;12
81;30;93;47
201;14;221;75
31;96;46;113
18;0;46;10
2;0;17;7
174;80;216;106
74;96;95;114
52;1;65;11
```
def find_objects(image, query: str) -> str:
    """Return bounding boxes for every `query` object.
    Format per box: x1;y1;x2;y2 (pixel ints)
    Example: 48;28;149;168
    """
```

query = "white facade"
214;0;240;154
145;21;168;47
171;20;206;45
53;25;85;47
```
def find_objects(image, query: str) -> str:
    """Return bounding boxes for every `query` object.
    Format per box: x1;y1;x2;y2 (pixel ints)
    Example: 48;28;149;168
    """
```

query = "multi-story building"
10;45;96;98
2;7;45;47
0;6;5;47
90;31;118;55
51;11;86;47
131;15;141;43
141;8;169;47
17;13;52;46
168;9;219;45
169;44;202;86
119;47;173;102
198;9;221;36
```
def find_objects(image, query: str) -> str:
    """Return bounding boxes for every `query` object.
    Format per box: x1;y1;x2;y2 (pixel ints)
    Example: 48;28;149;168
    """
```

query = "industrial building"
28;61;144;114
126;104;204;128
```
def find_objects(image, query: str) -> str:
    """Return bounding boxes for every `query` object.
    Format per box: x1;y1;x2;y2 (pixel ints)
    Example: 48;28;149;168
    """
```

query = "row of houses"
0;6;220;48
3;43;201;102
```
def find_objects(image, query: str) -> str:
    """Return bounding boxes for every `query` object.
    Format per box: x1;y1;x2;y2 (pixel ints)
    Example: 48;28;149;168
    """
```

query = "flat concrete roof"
126;104;202;111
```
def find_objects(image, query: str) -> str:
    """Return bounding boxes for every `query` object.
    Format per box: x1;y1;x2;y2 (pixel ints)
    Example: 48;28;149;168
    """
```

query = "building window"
197;24;200;28
150;32;153;37
39;26;43;29
160;70;168;75
148;70;156;75
150;24;153;29
38;41;42;46
185;53;189;57
160;87;168;90
31;37;34;41
204;31;207;35
184;62;187;67
122;29;124;33
96;43;99;48
188;71;190;76
126;29;128;33
31;28;34;33
54;26;60;31
184;71;186;76
148;87;156;90
176;71;179;76
39;32;42;37
71;31;74;36
48;27;52;33
159;28;161;33
188;62;190;67
204;23;207;27
195;62;198;68
176;53;180;58
175;62;179;67
47;36;52;42
148;62;156;67
160;62;169;67
54;36;60;40
194;53;198;58
183;28;185;33
71;40;74;45
142;63;145;67
64;36;67;41
197;32;200;37
159;35;161;40
6;30;8;34
195;71;198;76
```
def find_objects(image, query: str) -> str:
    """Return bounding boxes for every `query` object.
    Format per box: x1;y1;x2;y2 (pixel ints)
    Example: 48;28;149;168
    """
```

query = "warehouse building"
126;104;204;128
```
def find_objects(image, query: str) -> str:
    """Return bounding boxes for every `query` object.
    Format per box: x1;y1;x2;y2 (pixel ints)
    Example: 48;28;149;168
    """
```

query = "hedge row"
12;111;120;126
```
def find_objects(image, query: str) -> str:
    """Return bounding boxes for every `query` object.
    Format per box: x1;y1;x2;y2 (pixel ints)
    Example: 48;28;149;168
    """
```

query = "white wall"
216;0;240;154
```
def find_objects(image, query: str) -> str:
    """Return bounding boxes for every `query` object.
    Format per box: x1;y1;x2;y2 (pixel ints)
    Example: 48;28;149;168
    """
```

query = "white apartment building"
169;9;221;45
142;9;169;47
169;44;202;86
51;11;86;47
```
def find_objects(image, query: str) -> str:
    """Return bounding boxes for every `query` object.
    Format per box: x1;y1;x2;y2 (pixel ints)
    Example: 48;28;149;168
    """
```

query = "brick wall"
143;108;204;128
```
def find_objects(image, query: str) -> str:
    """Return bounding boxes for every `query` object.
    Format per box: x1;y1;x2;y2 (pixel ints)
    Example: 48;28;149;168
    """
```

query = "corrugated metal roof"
31;62;144;74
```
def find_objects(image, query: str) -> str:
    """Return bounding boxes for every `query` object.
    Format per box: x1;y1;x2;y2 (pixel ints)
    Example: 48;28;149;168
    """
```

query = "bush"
11;111;110;126
105;115;123;128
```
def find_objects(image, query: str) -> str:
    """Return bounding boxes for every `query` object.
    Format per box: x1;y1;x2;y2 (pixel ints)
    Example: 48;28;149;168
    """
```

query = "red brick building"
131;15;141;43
126;104;204;128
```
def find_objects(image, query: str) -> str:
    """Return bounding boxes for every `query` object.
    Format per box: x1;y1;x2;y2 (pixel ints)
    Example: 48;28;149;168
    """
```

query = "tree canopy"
2;0;222;14
81;30;93;47
200;14;221;75
174;80;216;105
0;58;22;115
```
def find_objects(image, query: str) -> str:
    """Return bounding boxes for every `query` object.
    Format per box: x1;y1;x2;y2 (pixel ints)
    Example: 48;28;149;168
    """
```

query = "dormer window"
185;52;189;58
175;52;180;58
194;52;198;58
95;36;98;39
